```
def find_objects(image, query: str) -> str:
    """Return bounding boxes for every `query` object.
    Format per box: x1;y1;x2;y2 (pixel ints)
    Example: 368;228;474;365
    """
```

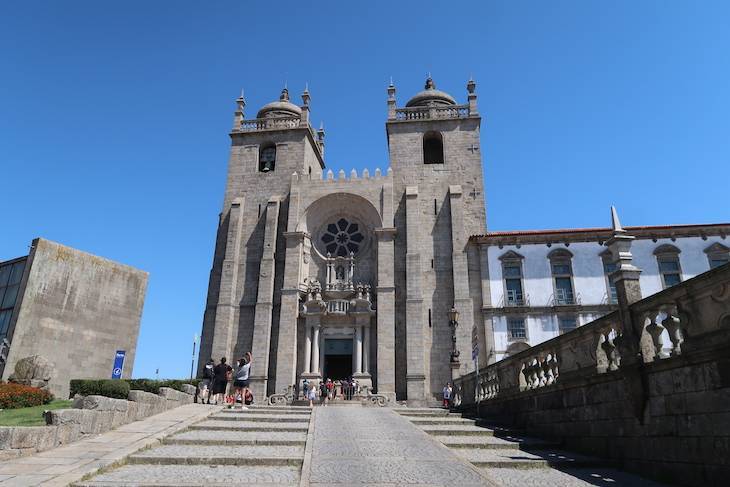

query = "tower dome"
256;87;302;119
405;77;456;107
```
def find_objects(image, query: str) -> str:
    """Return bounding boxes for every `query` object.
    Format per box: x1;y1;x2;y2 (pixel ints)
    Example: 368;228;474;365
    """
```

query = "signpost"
111;350;126;379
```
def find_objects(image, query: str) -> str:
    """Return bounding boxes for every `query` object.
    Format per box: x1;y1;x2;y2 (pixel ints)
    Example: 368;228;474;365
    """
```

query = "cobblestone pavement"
305;407;489;486
75;406;311;486
396;408;669;487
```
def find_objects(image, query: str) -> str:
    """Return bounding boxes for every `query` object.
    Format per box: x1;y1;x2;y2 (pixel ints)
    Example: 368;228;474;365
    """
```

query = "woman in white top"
232;352;252;410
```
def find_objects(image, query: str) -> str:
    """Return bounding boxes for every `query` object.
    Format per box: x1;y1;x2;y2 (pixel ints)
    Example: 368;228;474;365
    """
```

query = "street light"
448;306;460;365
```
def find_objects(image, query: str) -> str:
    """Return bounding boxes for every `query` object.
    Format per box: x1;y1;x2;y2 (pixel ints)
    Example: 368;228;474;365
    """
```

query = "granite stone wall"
2;238;148;399
0;387;194;460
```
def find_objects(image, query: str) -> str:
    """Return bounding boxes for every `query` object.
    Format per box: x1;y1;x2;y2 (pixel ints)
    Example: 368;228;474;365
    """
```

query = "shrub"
0;383;53;409
127;379;197;394
69;379;130;399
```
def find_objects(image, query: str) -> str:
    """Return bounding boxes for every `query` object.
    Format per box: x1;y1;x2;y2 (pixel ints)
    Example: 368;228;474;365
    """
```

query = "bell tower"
386;77;488;404
199;86;325;399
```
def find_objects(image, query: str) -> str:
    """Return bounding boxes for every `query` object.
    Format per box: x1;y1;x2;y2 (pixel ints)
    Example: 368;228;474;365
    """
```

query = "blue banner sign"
111;350;126;379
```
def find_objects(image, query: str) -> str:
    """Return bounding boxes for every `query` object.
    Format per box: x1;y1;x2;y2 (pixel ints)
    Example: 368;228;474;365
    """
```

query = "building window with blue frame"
654;244;682;289
0;259;26;340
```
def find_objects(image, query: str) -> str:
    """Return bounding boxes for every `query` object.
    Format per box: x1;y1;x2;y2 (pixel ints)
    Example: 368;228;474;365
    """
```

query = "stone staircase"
395;408;666;486
74;405;312;486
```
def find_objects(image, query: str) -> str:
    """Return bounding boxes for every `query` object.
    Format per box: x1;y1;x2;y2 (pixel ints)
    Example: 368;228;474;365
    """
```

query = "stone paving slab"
0;404;217;487
306;407;490;486
167;430;306;445
75;464;301;486
480;467;669;486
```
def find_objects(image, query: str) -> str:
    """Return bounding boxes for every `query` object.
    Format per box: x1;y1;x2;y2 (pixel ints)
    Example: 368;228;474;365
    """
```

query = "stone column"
355;326;363;374
405;186;427;405
362;325;370;373
248;197;279;401
312;326;321;374
376;227;396;402
304;326;312;374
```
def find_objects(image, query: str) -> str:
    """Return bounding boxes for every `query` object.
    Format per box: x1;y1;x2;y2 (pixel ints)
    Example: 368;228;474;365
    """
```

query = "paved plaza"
0;404;670;486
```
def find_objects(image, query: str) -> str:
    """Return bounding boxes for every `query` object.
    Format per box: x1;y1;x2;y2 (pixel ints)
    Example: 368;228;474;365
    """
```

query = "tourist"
442;382;452;408
307;383;316;407
244;388;254;405
326;378;334;403
211;357;232;405
302;378;309;400
200;358;215;404
232;352;252;410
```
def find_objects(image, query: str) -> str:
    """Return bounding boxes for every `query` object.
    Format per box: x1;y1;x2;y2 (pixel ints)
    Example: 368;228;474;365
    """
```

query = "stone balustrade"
236;116;301;131
394;104;470;121
453;263;730;486
456;263;730;407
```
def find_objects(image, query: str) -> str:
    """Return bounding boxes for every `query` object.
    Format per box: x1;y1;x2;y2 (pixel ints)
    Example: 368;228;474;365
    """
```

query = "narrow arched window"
654;244;682;288
423;131;444;164
548;249;576;305
259;143;276;172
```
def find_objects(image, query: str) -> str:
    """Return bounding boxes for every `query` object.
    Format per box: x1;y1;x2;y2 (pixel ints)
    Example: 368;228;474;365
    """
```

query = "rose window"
321;218;364;257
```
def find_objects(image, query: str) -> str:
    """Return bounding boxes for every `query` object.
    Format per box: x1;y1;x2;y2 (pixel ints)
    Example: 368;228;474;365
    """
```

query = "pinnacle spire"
611;206;625;233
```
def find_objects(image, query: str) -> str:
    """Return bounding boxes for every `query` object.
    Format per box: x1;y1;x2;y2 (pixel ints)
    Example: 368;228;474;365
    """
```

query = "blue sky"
1;1;729;379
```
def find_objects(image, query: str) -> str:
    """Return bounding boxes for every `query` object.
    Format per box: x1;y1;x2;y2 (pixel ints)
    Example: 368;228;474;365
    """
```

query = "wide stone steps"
189;419;309;432
208;413;311;422
127;444;304;466
74;464;301;486
218;406;312;414
74;405;311;486
166;429;307;446
458;448;610;469
392;407;451;417
442;434;560;450
402;410;627;484
409;416;477;425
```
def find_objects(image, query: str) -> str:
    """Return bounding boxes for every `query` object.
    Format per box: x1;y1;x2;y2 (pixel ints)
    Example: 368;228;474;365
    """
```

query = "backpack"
204;364;215;379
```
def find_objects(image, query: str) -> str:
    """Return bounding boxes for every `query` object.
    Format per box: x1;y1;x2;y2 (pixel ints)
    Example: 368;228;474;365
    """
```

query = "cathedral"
198;77;730;405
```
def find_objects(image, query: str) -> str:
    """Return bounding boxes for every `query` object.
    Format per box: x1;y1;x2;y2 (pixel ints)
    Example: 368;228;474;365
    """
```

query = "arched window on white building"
704;242;730;270
499;250;526;306
654;244;682;289
548;249;576;305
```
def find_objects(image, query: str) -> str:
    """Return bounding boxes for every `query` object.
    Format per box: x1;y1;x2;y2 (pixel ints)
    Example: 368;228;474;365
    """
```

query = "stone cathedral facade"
199;77;486;404
198;76;730;405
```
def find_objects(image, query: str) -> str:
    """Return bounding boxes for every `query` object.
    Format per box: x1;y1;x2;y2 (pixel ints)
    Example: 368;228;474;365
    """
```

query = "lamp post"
448;306;460;368
190;334;198;381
